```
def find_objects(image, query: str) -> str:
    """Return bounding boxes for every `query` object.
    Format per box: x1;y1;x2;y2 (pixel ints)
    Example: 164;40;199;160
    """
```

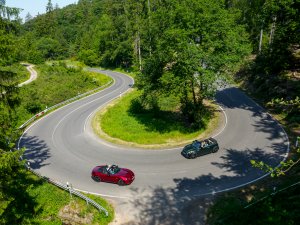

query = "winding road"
19;69;289;224
19;64;37;87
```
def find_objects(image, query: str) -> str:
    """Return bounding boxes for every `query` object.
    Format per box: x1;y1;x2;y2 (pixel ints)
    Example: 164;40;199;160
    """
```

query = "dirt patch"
58;201;93;225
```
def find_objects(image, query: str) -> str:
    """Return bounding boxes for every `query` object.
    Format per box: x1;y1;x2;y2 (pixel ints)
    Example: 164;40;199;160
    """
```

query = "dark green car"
181;138;219;159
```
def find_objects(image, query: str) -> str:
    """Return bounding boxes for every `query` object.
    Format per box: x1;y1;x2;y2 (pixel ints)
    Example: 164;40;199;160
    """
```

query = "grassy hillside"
16;61;112;126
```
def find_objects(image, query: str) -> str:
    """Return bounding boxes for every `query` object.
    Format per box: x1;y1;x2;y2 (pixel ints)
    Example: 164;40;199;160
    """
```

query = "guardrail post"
66;182;72;198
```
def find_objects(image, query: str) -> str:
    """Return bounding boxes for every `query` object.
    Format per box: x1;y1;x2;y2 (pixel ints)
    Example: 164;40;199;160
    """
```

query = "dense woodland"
1;0;300;224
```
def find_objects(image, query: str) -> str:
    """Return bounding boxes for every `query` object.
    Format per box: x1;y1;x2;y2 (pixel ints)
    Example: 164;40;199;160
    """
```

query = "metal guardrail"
19;79;112;129
19;74;113;217
25;163;108;216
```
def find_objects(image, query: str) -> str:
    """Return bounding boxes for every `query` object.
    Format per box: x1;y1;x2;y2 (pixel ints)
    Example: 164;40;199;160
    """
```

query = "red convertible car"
91;164;135;185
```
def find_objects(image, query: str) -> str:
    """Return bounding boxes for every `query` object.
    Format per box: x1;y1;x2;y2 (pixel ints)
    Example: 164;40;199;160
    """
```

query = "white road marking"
212;105;227;138
74;188;131;199
51;80;119;148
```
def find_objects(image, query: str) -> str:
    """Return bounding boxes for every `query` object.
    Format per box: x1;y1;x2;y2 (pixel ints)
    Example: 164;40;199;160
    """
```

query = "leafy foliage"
251;151;300;178
136;0;251;126
207;182;300;225
0;150;34;225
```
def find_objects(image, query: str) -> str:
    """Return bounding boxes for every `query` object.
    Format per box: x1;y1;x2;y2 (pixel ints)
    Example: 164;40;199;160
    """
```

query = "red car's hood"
118;168;135;180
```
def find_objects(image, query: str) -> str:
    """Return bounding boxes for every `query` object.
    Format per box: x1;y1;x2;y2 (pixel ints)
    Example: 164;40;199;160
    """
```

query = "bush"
78;49;99;66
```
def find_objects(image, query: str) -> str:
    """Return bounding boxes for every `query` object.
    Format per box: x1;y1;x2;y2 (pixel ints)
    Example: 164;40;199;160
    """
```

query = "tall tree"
137;0;251;126
24;12;32;22
46;0;53;13
0;0;21;150
0;3;28;223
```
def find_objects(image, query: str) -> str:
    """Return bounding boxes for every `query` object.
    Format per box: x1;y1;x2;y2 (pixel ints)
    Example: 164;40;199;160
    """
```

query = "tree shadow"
252;113;288;141
127;145;286;225
215;87;255;110
127;98;214;135
20;134;51;169
212;147;285;177
216;87;288;141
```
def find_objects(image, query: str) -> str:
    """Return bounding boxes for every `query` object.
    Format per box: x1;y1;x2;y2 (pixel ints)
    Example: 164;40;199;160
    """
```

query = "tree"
0;149;28;224
226;0;267;53
46;0;53;13
25;12;32;23
0;0;21;151
137;0;251;126
35;37;62;60
0;1;21;65
0;3;30;223
251;147;300;177
0;69;20;150
0;0;21;152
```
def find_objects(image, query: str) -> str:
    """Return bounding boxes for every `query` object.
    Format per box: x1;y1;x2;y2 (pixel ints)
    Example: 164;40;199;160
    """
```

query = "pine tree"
46;0;53;13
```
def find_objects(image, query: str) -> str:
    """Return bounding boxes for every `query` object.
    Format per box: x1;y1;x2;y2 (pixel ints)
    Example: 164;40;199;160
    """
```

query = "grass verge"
3;170;114;224
92;89;223;149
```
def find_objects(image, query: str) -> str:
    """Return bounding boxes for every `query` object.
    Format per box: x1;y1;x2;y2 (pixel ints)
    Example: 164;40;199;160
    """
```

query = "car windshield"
108;165;121;175
192;140;201;149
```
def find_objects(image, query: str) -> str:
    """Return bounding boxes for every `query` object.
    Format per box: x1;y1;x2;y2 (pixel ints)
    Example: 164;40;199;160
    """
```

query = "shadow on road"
212;147;284;176
216;87;287;141
21;134;51;169
126;145;286;225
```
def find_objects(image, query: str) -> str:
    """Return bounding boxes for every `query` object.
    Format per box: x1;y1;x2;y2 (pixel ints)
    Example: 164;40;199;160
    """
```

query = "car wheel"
190;153;196;159
118;179;125;186
92;176;101;182
212;147;219;153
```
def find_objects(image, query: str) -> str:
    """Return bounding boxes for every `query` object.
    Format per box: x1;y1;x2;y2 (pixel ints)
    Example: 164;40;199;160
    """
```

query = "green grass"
46;59;86;69
93;90;220;147
2;170;114;224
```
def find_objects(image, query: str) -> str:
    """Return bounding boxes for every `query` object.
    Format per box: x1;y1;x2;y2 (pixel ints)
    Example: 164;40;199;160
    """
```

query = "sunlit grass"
25;172;114;224
93;90;221;148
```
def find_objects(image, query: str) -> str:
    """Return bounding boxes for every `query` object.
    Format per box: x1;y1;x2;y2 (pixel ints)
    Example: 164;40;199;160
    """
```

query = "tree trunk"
191;79;197;106
259;29;263;53
147;0;152;56
138;31;142;71
269;16;277;47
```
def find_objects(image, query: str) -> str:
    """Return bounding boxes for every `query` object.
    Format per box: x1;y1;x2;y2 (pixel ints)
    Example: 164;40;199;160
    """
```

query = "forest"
1;0;299;224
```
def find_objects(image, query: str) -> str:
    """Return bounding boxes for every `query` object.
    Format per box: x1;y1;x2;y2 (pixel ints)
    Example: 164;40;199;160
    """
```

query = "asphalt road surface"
19;69;289;224
19;64;38;87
